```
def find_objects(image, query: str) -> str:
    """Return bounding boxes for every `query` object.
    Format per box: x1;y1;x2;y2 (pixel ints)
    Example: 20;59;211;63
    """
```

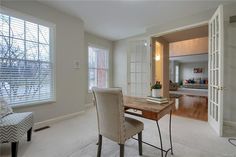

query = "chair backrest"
92;88;125;143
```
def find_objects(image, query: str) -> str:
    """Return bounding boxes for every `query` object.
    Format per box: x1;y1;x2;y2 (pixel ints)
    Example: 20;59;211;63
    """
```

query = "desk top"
124;96;174;121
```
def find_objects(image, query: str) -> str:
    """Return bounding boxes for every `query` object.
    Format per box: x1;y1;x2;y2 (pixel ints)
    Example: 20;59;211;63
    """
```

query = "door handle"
219;86;224;90
216;86;224;90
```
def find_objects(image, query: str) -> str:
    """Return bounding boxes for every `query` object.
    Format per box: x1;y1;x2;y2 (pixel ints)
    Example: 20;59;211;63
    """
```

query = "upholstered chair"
0;112;33;157
92;88;144;157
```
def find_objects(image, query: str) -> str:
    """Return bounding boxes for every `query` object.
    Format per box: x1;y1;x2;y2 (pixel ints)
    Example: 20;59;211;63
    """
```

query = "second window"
88;45;109;90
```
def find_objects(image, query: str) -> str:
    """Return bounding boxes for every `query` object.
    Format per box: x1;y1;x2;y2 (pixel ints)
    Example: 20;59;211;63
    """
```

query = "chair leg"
11;142;19;157
97;135;102;157
27;127;32;142
119;144;124;157
138;131;143;155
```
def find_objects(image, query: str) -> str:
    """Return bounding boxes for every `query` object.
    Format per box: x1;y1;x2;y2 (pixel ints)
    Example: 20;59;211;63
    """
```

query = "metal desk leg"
131;111;174;157
169;110;173;155
156;121;163;157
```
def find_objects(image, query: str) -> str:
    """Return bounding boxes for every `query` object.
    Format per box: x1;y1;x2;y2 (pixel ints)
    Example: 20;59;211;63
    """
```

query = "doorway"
151;25;209;121
128;5;224;136
151;5;224;137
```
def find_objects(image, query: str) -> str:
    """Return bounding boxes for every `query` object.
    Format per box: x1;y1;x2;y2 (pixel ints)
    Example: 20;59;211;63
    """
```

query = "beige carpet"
1;107;236;157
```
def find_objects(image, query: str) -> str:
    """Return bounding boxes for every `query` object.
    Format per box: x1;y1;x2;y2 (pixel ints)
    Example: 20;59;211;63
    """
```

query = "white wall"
113;39;128;95
179;62;208;81
84;32;113;104
1;1;87;123
223;4;236;123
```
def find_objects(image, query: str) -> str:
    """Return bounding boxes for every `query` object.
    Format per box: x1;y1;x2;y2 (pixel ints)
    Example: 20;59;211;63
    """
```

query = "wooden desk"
124;96;174;121
124;96;174;157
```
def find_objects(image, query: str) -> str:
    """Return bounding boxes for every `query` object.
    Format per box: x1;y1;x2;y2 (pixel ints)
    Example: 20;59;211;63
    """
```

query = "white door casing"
127;39;151;97
208;5;224;136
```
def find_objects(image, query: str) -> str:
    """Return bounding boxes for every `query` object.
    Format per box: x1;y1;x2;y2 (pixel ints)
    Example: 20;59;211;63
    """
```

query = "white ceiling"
170;54;208;63
38;0;234;41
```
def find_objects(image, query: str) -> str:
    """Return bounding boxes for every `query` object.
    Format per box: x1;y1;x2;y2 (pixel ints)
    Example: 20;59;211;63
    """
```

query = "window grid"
0;12;54;106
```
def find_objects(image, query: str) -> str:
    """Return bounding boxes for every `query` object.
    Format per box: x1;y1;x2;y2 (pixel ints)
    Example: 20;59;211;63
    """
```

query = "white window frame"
88;43;109;92
0;7;56;107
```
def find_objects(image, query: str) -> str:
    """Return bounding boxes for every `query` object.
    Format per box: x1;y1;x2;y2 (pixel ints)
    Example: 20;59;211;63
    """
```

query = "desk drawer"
142;111;158;121
126;109;142;115
125;109;159;120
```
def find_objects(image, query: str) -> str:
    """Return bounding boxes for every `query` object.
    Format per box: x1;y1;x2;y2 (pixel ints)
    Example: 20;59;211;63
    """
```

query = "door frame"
149;20;209;92
143;21;209;97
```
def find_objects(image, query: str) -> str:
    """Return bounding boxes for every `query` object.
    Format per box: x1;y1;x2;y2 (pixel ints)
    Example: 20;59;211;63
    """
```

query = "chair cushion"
124;117;144;140
0;112;33;143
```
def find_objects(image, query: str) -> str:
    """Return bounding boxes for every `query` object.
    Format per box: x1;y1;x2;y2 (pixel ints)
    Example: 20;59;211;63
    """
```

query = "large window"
0;12;54;106
88;46;109;90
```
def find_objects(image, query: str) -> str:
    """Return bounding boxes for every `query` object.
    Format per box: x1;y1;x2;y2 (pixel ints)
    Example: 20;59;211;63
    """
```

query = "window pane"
25;61;40;80
26;21;38;42
88;46;108;69
97;49;108;69
11;17;24;39
26;41;38;60
0;59;11;83
20;61;40;103
39;44;49;61
0;14;9;36
39;25;49;44
88;47;96;68
89;68;97;90
97;69;108;88
10;38;24;59
40;63;52;100
0;36;9;58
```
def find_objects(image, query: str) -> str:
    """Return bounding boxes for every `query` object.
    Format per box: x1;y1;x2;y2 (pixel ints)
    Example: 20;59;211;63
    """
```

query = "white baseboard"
224;120;236;128
34;111;85;130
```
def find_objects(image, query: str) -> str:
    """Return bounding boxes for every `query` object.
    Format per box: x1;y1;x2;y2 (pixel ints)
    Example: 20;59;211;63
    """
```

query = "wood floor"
172;95;208;121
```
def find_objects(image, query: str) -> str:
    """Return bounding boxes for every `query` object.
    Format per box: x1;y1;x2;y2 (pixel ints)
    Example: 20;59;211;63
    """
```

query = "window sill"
11;100;56;109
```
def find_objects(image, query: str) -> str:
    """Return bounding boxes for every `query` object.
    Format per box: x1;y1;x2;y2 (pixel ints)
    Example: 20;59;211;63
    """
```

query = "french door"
208;5;224;136
127;39;150;97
